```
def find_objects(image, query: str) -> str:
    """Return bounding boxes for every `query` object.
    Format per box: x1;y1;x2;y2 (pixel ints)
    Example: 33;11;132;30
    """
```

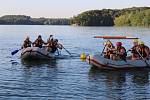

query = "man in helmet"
33;35;46;48
110;42;127;60
47;35;53;43
130;39;140;60
50;39;63;53
21;36;32;49
137;41;149;60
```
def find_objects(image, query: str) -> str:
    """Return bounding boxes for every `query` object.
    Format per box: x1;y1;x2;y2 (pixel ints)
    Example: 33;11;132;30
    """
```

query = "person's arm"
57;43;63;49
42;40;47;45
145;48;149;59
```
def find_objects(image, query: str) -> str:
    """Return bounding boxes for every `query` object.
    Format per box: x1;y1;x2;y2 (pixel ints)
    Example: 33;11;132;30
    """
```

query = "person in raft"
21;36;32;49
47;35;53;42
103;41;115;59
32;35;46;48
110;42;127;61
46;35;54;52
50;39;63;53
136;41;150;60
129;39;140;60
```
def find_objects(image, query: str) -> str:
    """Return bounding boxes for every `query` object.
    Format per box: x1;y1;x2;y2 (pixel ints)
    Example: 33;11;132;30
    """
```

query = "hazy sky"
0;0;149;18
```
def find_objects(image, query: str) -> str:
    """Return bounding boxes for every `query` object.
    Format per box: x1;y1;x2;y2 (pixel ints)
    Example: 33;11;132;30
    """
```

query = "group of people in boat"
103;39;150;61
21;35;63;53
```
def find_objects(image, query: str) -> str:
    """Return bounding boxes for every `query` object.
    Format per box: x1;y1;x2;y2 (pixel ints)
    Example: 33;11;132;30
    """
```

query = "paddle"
101;46;106;56
136;49;150;67
56;48;60;56
62;46;71;55
11;49;21;55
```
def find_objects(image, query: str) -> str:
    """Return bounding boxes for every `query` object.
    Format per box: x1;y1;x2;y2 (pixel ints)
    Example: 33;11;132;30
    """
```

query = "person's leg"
110;54;115;60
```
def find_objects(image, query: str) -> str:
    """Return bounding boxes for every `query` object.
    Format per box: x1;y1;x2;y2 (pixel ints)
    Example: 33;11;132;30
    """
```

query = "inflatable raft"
87;54;150;70
21;47;62;60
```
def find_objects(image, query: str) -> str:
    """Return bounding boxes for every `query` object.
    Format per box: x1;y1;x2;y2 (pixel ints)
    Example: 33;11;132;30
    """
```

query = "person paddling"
46;35;54;52
21;36;32;49
110;42;127;61
103;41;114;59
137;41;150;60
50;39;63;53
47;35;53;42
130;39;140;60
33;35;46;48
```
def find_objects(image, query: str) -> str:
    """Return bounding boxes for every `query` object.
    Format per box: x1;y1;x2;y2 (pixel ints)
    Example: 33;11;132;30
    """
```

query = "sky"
0;0;149;18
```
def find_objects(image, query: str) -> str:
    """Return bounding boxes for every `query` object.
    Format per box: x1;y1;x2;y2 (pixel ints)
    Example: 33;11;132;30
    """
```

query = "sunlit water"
0;25;150;99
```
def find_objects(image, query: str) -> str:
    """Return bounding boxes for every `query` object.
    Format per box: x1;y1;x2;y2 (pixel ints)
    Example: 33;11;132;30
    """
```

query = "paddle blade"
11;50;19;55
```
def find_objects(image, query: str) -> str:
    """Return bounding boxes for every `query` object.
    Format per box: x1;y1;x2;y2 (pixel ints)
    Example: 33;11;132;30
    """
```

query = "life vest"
105;47;113;56
35;39;44;48
139;46;149;58
116;46;127;60
131;45;139;54
23;40;31;48
50;42;57;53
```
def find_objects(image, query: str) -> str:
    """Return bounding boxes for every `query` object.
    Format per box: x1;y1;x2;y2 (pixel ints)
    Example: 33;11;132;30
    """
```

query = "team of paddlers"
103;39;150;61
21;35;63;53
21;35;150;61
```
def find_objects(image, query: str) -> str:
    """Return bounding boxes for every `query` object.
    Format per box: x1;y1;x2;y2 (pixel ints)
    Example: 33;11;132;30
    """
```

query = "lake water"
0;25;150;99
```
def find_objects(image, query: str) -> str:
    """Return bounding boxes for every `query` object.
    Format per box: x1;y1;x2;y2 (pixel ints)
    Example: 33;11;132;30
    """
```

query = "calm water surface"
0;25;150;100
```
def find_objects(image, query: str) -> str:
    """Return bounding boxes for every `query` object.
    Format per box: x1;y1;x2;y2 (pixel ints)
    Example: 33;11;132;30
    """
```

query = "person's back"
22;37;32;49
50;39;58;53
46;37;54;52
33;35;45;48
47;35;53;43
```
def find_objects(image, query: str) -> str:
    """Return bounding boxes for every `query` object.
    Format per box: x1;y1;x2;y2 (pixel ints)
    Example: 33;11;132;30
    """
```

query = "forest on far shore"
0;15;70;25
71;7;150;27
0;7;149;27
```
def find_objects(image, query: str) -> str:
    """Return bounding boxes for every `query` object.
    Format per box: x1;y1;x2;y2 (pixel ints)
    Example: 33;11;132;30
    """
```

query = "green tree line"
114;9;150;27
0;7;149;26
0;15;70;25
71;7;150;27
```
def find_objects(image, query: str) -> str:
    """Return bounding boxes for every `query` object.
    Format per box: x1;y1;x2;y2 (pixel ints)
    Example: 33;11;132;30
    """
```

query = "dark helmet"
38;35;42;38
50;35;53;37
26;36;30;40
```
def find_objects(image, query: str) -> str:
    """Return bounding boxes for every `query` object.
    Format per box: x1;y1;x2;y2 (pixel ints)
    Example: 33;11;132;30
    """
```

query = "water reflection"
132;70;149;86
89;67;149;85
21;59;58;68
16;59;60;99
88;67;150;99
